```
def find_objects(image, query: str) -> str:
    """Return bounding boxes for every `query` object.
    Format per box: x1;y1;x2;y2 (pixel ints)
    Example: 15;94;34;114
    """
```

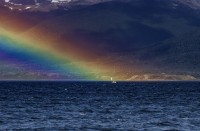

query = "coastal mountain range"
1;0;200;11
1;0;200;80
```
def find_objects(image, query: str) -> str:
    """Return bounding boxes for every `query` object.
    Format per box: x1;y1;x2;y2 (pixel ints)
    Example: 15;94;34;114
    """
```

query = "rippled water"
0;81;200;130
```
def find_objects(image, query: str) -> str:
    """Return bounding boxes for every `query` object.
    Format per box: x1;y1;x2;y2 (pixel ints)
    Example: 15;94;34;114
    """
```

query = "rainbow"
0;29;105;80
0;7;129;81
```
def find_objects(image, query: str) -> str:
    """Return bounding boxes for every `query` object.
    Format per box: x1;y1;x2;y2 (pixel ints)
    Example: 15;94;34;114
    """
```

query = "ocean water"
0;82;200;131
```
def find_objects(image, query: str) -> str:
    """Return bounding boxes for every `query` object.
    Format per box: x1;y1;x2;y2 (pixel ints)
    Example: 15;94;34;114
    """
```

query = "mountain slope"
135;30;200;73
23;0;200;52
1;0;200;79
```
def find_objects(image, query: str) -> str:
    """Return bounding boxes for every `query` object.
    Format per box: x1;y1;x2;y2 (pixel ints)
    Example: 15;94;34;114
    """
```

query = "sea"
0;81;200;131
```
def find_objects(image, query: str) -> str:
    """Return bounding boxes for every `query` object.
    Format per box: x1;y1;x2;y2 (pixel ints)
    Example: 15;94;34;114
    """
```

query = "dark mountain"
24;0;200;52
1;0;200;79
135;30;200;73
3;0;200;9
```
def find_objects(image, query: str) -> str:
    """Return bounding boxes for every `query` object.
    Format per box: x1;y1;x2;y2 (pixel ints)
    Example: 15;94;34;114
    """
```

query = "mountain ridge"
1;0;200;79
1;0;200;12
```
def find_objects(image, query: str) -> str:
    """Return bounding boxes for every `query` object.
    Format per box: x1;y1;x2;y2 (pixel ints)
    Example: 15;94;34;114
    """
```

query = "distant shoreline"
0;80;200;83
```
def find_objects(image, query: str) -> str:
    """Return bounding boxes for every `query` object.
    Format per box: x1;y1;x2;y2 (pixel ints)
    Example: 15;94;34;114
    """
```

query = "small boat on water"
111;77;117;84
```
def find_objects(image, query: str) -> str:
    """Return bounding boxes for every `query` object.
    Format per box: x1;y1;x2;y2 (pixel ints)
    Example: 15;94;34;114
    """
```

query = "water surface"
0;82;200;130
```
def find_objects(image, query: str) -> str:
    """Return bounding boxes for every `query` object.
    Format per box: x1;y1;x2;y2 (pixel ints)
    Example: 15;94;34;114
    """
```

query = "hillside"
135;30;200;74
1;0;200;80
22;0;200;53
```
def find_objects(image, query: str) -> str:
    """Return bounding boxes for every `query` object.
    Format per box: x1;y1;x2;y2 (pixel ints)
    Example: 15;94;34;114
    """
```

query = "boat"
111;77;117;84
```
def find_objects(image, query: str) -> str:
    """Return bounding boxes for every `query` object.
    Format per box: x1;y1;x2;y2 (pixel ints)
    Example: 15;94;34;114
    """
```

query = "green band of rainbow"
0;29;102;80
